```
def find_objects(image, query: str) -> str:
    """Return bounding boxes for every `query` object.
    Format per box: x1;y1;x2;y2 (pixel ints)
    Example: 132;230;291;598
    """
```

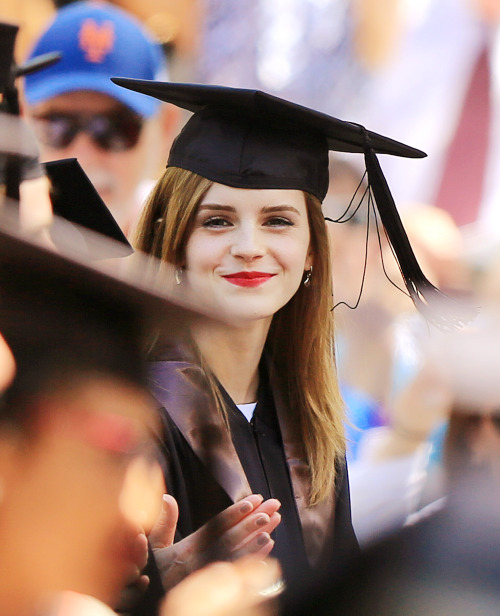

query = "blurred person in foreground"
0;208;167;614
0;201;282;616
21;1;178;236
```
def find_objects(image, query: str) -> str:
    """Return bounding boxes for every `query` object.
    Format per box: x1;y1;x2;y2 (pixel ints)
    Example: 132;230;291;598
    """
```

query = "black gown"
132;353;358;615
220;367;311;583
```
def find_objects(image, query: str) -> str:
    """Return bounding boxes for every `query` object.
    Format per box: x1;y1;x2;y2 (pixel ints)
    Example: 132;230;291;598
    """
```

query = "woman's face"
184;183;313;325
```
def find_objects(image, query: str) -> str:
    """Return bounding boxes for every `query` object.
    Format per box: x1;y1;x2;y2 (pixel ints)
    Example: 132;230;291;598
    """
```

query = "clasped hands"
151;493;282;590
118;493;283;616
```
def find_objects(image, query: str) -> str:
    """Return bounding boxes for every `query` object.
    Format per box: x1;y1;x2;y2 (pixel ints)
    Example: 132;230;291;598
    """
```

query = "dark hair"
0;290;148;429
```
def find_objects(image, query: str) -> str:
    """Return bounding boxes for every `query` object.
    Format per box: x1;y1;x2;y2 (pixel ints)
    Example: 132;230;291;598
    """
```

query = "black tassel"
364;145;475;328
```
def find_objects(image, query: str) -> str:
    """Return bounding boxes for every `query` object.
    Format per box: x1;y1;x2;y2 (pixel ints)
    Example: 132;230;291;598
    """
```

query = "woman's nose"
230;225;265;260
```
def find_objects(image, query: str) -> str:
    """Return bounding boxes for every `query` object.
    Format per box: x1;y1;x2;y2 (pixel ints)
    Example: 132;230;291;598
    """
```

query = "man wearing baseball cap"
22;1;178;235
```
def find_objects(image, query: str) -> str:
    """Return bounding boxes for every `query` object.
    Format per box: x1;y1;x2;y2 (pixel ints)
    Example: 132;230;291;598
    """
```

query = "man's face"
26;91;162;234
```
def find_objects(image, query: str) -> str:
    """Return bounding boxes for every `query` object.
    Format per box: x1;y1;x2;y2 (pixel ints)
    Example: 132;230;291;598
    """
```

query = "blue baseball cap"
24;1;167;118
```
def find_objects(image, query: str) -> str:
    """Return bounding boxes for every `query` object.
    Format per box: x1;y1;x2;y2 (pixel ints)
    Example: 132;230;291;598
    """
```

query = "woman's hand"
149;494;281;591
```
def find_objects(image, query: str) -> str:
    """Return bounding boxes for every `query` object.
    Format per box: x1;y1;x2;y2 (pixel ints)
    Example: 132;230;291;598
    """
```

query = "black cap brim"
111;78;426;159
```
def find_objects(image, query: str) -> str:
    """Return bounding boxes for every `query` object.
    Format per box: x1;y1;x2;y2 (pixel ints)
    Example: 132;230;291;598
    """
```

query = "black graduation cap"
0;209;207;417
111;78;425;199
43;158;133;257
111;79;454;322
0;21;60;200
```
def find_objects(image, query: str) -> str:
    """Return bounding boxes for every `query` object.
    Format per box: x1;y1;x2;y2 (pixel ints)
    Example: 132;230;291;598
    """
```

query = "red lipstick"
222;271;276;287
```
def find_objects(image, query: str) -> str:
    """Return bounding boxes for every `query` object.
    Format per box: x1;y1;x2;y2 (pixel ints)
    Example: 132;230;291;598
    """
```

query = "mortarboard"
112;78;425;200
111;79;452;321
43;158;133;257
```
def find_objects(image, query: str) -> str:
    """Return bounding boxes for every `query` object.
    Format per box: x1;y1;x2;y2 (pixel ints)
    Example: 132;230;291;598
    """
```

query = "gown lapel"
149;360;251;503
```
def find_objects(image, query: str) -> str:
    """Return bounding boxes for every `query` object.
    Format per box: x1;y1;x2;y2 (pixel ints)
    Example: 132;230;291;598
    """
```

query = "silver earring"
175;267;183;285
303;267;312;287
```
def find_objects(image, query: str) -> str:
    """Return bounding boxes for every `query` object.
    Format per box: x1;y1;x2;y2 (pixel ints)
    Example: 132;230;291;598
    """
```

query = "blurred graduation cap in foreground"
111;79;459;324
0;208;213;417
43;158;132;257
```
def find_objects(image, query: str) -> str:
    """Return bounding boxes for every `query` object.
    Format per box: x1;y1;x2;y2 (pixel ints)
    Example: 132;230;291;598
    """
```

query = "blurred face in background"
26;91;171;234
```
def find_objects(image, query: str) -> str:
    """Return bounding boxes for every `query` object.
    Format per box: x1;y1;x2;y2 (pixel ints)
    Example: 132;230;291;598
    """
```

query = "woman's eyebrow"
198;204;235;212
262;205;302;215
198;204;302;215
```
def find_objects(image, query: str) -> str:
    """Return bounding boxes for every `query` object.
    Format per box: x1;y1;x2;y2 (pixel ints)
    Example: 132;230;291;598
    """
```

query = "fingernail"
257;533;270;546
240;500;253;514
256;514;269;527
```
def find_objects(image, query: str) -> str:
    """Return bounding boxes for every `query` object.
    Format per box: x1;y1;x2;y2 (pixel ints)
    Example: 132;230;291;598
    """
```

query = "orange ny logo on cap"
78;18;115;63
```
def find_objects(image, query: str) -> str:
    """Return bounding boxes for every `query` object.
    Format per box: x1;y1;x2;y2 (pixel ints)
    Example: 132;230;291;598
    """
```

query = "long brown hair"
134;167;345;505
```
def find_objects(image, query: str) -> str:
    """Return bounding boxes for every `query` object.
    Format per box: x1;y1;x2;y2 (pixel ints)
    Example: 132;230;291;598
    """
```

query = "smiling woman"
117;79;435;612
184;184;312;325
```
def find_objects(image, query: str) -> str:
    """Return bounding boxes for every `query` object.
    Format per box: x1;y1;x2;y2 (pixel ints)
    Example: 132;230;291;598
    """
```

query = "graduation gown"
135;350;358;614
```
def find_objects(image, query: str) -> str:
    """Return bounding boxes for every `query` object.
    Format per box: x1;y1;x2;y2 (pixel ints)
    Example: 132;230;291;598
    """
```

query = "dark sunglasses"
32;109;144;152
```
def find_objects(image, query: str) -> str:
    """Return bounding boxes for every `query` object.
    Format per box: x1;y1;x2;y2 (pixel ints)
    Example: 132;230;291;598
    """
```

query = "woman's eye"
202;216;232;228
265;216;294;227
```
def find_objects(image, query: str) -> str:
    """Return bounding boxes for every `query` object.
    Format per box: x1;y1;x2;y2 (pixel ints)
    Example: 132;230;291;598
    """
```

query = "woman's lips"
222;272;276;287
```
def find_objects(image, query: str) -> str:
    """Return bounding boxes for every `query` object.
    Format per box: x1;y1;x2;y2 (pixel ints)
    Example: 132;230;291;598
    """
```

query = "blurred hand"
150;494;281;591
160;556;283;616
113;528;150;614
391;362;452;443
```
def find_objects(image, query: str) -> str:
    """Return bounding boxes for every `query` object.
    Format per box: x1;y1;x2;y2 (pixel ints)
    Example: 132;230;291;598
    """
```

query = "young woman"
137;170;351;587
113;79;431;604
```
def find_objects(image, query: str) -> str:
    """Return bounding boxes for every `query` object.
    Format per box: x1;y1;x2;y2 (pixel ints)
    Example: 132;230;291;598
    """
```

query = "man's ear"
159;103;181;156
143;104;182;179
